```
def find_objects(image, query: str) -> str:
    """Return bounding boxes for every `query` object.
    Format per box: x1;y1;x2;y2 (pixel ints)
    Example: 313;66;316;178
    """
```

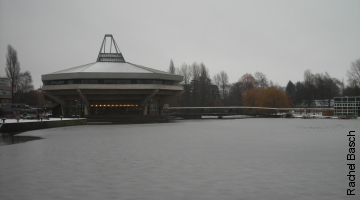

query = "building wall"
42;84;183;116
0;78;12;112
334;96;360;117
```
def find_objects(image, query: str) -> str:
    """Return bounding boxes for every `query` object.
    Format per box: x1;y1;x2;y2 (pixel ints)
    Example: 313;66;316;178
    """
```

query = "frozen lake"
0;118;358;200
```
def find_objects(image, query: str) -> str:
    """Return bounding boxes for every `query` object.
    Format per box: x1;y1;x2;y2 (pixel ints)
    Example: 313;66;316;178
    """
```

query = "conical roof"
42;35;183;82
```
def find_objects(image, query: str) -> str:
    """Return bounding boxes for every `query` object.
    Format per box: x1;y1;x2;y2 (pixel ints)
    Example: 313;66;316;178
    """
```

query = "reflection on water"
0;135;43;146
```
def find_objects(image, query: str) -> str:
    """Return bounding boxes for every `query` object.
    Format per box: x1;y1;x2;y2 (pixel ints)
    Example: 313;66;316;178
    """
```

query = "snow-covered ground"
0;118;84;124
202;115;252;119
0;118;358;200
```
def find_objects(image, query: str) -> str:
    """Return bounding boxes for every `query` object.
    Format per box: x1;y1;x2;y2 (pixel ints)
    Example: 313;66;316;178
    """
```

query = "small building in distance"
334;96;360;117
41;34;183;117
0;77;12;112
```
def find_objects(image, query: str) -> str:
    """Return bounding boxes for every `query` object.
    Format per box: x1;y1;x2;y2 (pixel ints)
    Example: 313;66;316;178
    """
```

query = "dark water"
0;119;358;200
0;135;43;146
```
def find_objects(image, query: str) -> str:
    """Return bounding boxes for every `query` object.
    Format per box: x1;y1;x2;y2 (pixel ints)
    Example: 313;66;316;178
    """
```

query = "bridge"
164;106;334;119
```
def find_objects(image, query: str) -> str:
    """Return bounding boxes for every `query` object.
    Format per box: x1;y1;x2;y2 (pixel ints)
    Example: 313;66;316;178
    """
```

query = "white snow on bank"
0;118;85;124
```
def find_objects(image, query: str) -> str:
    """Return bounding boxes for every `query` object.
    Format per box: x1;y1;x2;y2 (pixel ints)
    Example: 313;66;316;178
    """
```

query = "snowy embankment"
0;118;86;134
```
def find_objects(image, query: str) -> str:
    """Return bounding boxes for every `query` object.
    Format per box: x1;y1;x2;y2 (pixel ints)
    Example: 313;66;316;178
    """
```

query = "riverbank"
0;118;87;135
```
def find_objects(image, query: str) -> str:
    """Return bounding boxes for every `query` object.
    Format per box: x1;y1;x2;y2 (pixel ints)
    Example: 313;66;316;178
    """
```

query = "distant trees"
344;58;360;96
242;88;261;107
343;84;360;96
171;62;220;107
5;45;20;101
243;87;290;108
15;71;35;103
177;63;190;85
261;87;291;108
228;82;242;106
5;45;35;104
238;73;258;92
18;71;34;93
314;72;341;107
347;58;360;87
302;70;316;107
284;71;341;107
169;59;353;108
285;81;296;105
213;71;229;100
254;72;268;88
294;82;305;106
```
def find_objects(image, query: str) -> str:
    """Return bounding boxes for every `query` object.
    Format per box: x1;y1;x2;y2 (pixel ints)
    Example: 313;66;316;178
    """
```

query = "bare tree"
18;71;34;93
169;59;175;74
254;72;268;88
238;73;258;92
303;69;316;107
15;71;35;103
347;58;360;87
5;45;21;102
178;63;190;85
214;71;229;99
189;62;200;80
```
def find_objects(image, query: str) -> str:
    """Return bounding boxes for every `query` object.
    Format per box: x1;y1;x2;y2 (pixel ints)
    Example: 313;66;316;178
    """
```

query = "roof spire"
97;34;125;62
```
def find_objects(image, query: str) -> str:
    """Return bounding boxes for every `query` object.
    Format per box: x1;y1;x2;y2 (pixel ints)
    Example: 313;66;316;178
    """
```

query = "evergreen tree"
169;59;175;74
285;80;296;105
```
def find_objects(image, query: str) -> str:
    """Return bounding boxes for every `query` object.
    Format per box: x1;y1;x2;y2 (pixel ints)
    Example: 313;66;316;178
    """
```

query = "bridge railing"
164;107;334;116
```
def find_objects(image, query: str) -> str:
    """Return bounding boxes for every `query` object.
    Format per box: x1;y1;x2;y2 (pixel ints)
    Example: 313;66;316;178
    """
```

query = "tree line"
3;45;360;108
169;58;360;108
4;45;39;105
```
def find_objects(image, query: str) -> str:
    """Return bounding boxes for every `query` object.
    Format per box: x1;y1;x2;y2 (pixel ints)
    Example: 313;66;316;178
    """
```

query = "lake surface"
0;118;358;200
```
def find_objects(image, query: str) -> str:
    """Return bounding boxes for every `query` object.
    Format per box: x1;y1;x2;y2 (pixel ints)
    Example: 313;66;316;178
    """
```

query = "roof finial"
97;34;125;62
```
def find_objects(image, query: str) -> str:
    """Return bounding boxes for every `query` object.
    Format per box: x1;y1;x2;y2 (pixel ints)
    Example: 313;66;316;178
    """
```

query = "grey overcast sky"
1;0;360;88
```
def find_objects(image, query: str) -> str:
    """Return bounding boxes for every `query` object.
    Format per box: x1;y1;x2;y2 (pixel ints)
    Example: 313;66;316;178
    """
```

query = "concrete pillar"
159;105;164;115
61;104;66;116
140;89;159;107
143;103;148;115
84;105;89;116
77;89;90;116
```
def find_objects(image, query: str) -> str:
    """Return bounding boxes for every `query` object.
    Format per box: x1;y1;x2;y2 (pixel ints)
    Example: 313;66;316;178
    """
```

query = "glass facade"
66;100;84;116
334;96;360;117
89;103;141;115
44;79;175;86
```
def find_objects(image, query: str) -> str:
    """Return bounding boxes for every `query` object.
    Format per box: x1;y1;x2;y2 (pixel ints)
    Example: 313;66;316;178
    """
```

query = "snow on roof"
51;62;168;74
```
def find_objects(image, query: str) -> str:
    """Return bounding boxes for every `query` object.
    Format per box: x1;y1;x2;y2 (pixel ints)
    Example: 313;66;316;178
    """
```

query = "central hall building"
41;35;183;117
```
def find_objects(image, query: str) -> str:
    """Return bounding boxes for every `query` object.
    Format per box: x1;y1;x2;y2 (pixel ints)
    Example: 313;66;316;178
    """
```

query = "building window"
81;79;98;84
0;89;11;95
45;79;176;85
0;80;10;86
